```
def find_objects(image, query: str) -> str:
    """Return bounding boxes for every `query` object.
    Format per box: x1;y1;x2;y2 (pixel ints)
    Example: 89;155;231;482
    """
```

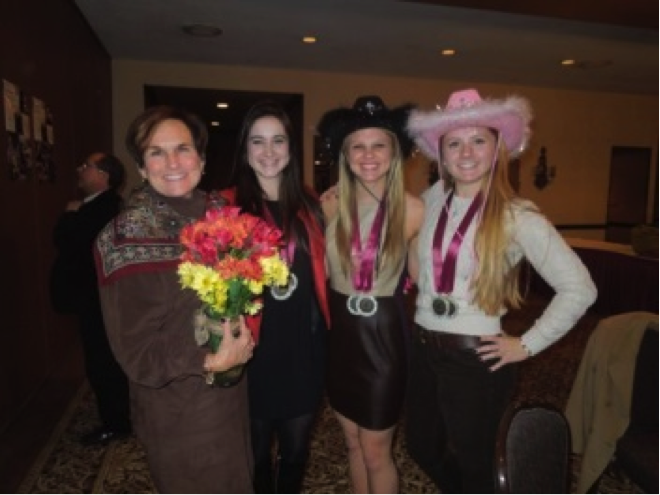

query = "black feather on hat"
317;96;415;162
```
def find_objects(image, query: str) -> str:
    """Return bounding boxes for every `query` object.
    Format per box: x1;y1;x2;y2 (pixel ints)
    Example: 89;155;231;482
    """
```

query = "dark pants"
405;325;516;493
79;301;131;432
251;413;316;493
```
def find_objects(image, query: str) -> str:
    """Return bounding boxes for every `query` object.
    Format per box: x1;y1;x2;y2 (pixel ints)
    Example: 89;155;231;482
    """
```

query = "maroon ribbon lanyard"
262;202;295;265
432;191;483;293
350;197;388;292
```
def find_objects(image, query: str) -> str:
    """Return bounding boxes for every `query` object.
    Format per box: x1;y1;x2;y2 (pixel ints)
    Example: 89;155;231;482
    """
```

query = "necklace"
356;178;382;203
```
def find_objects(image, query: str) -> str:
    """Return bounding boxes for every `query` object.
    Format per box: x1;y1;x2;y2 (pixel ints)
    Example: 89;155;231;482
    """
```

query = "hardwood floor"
0;343;84;493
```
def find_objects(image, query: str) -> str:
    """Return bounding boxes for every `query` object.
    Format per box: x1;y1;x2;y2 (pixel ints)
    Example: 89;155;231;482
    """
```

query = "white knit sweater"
414;181;597;356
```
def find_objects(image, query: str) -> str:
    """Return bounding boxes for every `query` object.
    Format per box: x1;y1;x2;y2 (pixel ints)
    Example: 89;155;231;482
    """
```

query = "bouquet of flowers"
178;206;290;385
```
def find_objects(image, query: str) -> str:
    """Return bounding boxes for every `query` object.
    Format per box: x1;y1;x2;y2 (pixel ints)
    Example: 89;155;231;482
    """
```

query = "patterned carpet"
18;297;644;494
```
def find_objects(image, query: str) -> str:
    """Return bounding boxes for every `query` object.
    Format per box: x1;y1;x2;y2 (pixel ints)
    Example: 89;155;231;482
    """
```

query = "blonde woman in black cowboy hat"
317;96;424;493
405;89;597;493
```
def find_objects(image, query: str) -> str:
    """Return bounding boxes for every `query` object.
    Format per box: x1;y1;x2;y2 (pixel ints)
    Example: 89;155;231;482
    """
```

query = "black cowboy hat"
317;95;415;161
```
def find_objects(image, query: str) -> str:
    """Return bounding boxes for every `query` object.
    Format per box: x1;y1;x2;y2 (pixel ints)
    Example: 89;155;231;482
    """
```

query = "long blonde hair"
334;130;406;278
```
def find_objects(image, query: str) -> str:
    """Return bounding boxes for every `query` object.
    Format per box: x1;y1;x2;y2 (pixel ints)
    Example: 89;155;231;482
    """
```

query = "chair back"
628;325;658;429
614;324;659;493
495;403;571;493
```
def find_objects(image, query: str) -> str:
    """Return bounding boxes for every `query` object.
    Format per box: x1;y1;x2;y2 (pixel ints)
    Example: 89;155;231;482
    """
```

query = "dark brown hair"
229;100;323;250
125;105;208;168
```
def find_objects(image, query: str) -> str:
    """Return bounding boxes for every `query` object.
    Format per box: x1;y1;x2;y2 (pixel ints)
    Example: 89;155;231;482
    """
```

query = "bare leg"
335;411;398;494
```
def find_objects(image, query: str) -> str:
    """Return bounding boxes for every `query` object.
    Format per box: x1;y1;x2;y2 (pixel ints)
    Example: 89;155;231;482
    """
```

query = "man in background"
50;152;131;445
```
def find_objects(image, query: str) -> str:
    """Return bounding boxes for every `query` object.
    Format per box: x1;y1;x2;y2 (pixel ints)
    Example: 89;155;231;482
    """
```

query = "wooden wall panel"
0;0;112;449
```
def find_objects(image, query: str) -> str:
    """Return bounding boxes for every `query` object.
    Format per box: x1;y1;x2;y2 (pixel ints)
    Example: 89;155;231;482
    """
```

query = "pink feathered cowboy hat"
407;88;532;160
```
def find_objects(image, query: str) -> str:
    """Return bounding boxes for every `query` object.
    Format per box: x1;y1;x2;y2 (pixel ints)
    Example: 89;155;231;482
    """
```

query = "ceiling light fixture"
441;49;456;56
216;103;228;108
302;36;317;44
181;24;222;37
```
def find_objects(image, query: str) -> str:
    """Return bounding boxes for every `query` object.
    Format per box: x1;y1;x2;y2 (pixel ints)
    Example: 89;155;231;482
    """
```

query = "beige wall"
112;60;658;238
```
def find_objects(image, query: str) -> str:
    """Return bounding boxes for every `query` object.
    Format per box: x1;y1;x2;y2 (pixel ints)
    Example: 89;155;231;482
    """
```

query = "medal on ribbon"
346;294;378;317
431;191;483;319
346;194;388;317
347;294;361;315
271;273;298;300
431;294;458;318
356;295;378;317
263;202;297;301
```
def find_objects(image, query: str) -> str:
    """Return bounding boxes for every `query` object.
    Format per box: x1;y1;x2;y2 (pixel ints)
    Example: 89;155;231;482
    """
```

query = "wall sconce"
534;146;556;189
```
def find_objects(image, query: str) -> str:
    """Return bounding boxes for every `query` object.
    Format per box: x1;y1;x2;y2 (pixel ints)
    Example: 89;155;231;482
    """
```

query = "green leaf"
208;331;221;353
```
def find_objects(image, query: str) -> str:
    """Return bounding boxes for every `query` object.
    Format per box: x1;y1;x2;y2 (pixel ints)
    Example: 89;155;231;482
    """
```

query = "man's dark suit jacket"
50;189;122;313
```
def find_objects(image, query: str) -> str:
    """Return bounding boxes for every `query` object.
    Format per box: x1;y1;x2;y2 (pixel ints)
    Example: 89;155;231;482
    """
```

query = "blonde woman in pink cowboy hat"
405;88;597;493
318;95;424;494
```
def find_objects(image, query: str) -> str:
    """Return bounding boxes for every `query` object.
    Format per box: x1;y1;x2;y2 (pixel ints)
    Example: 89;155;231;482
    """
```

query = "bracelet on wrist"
520;340;533;357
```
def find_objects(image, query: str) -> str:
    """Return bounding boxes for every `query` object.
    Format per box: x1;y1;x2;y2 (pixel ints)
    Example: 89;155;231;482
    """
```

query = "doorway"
144;85;304;191
605;146;652;243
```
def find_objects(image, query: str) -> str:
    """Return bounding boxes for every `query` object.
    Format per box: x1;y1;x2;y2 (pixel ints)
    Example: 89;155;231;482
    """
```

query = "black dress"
247;200;327;420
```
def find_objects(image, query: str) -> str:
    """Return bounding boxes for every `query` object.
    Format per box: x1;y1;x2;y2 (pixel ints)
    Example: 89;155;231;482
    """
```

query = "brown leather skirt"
326;289;407;430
